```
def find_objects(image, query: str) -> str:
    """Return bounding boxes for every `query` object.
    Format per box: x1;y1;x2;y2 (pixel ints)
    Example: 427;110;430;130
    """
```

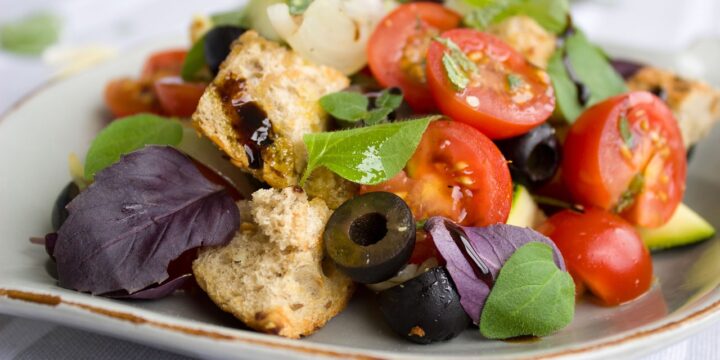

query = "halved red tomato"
426;29;555;139
104;78;163;118
539;208;653;306
154;77;206;117
562;91;686;228
141;49;188;80
367;3;461;113
362;120;512;227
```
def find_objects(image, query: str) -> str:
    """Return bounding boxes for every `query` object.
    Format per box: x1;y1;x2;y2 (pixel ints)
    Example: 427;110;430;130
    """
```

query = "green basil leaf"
548;30;628;123
0;12;61;56
181;36;207;82
210;8;247;27
84;114;184;180
301;116;437;185
435;37;477;91
462;0;569;34
480;242;575;339
287;0;313;15
365;108;394;126
319;91;369;122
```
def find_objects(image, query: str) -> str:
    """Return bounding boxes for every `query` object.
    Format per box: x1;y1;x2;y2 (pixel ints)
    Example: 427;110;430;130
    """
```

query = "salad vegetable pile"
40;0;718;345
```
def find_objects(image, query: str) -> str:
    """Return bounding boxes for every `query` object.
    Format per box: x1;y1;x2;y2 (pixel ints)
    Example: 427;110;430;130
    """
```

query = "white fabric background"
1;0;719;358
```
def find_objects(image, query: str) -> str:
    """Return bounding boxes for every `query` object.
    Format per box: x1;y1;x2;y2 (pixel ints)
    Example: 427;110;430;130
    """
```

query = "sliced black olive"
324;192;415;284
52;181;80;231
377;267;470;344
496;124;561;189
204;25;247;75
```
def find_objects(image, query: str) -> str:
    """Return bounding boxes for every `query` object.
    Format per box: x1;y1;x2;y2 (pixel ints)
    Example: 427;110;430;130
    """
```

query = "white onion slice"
267;0;387;75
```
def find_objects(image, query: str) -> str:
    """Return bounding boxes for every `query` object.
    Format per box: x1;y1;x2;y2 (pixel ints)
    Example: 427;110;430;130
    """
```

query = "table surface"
1;0;719;359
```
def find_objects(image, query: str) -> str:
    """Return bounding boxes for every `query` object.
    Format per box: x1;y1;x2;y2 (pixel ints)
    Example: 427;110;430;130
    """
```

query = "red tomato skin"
426;29;555;139
367;3;461;113
363;120;512;227
539;208;653;306
154;77;207;117
141;49;188;80
104;78;163;118
562;91;686;227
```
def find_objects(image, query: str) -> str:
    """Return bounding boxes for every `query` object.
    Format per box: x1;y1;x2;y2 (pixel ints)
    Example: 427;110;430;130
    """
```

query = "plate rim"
1;45;719;360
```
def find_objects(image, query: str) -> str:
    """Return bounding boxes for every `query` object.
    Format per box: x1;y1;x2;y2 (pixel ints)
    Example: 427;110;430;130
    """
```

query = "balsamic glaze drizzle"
217;77;273;169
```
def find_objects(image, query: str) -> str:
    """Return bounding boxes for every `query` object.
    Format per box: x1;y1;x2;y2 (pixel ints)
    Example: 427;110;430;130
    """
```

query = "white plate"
1;38;719;360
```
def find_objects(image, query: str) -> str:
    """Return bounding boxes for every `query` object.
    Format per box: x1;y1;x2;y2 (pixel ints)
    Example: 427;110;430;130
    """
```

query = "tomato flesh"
539;208;653;306
154;77;207;117
362;120;512;227
367;3;461;113
104;78;163;118
562;91;686;227
426;29;555;139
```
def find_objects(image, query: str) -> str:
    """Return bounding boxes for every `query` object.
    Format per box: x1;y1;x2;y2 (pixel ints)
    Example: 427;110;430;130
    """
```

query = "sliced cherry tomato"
562;91;686;228
367;3;461;113
104;78;163;118
408;230;439;265
154;77;207;117
426;29;555;139
362;120;512;227
141;49;188;81
539;208;653;306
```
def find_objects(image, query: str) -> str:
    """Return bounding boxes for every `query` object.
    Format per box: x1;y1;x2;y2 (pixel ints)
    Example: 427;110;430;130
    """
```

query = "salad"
41;0;719;345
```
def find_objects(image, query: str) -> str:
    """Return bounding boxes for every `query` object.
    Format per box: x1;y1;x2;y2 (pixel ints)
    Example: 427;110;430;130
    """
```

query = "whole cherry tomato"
539;208;654;306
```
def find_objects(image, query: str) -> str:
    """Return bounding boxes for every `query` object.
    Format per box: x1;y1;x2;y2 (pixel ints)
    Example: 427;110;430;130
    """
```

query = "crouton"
192;31;350;188
193;187;354;339
487;15;556;69
627;67;720;146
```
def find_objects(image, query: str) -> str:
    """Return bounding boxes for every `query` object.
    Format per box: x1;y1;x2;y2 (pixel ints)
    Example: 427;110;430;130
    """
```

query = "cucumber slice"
507;185;545;229
638;203;716;250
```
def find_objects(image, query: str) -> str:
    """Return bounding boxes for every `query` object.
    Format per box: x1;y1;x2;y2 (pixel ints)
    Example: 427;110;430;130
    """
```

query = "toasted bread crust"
193;188;354;338
192;31;350;188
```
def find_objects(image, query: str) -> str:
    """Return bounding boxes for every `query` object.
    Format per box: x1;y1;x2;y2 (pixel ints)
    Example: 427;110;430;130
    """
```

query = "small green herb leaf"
480;242;575;339
319;91;369;122
618;116;634;148
548;30;628;123
287;0;314;15
84;114;184;180
462;0;569;34
301;116;437;185
435;37;477;91
507;74;524;90
181;36;207;82
365;88;404;126
0;12;61;56
614;173;645;213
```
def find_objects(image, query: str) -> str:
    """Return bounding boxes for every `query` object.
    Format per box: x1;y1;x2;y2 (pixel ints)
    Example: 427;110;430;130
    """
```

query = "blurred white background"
0;0;719;359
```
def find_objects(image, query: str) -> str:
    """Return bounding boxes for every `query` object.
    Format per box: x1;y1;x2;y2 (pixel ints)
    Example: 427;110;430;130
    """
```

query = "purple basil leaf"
425;217;566;324
611;59;644;80
107;274;193;300
55;146;239;296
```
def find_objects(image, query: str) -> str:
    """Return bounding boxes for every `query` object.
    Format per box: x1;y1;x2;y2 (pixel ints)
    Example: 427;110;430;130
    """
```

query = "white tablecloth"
1;0;719;358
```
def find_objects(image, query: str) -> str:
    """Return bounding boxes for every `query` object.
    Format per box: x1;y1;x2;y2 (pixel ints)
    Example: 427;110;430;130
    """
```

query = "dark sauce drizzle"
557;17;591;106
217;76;273;169
650;86;669;102
444;220;495;288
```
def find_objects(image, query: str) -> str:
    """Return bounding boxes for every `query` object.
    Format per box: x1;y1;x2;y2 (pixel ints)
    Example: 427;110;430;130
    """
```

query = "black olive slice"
324;192;415;284
496;123;561;189
377;267;470;344
204;25;247;75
